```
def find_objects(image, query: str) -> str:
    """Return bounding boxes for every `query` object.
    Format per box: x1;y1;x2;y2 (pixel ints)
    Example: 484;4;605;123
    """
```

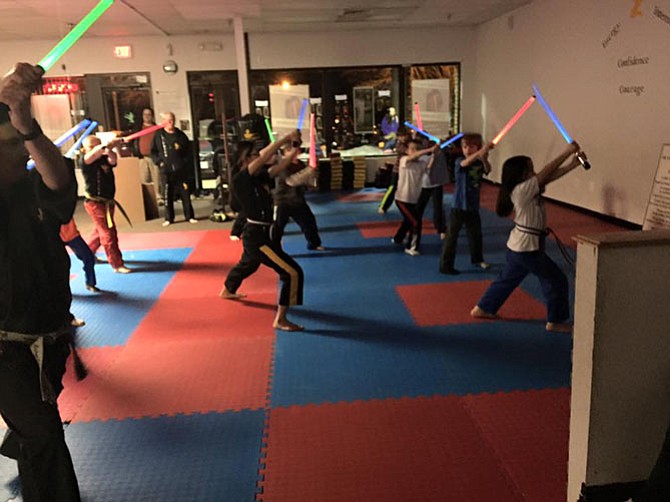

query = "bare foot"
219;288;246;300
273;319;304;332
470;306;498;319
546;322;572;333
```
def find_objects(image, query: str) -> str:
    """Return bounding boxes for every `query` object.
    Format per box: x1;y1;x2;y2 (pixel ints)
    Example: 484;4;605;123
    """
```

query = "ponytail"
496;156;531;217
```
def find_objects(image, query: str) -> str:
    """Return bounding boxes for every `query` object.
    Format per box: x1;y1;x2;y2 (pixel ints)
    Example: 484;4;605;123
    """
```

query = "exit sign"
113;45;132;59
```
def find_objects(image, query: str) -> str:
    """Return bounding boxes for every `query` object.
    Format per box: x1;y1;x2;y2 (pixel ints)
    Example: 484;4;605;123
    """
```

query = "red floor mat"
259;396;522;502
58;346;125;422
115;229;209;250
357;219;432;239
337;192;384;203
464;388;571;502
129;230;278;344
397;281;547;326
71;336;273;422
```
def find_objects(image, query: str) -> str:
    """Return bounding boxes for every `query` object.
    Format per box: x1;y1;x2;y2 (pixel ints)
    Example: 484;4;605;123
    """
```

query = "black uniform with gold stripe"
224;167;304;306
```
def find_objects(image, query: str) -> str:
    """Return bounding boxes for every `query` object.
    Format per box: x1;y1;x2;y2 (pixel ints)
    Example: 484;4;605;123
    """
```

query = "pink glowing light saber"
414;102;423;131
122;121;168;142
309;112;317;168
492;96;536;145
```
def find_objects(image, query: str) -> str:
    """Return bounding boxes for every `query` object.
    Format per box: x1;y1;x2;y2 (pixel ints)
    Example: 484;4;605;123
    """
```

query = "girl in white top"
471;142;583;333
392;140;438;256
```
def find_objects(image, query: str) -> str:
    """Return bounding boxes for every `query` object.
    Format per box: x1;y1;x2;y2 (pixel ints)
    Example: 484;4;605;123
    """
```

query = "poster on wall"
411;79;451;138
269;84;310;139
642;144;670;230
353;87;375;134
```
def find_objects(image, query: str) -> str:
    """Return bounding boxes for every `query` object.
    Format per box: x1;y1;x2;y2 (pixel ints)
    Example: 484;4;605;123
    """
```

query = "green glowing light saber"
265;118;276;142
38;0;115;72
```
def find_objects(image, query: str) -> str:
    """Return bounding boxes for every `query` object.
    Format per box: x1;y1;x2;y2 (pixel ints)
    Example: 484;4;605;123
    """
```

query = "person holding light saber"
532;84;590;169
471;140;585;333
0;63;82;501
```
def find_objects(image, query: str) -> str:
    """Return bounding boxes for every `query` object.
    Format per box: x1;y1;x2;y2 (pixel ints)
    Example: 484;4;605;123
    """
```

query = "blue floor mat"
70;248;192;348
68;411;264;502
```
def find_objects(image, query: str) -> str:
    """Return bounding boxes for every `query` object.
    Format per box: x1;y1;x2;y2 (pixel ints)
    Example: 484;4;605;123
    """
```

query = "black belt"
0;327;72;403
514;223;574;267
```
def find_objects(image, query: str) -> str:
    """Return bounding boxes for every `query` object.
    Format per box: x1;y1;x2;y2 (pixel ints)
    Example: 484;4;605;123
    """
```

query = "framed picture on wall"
353;87;375;134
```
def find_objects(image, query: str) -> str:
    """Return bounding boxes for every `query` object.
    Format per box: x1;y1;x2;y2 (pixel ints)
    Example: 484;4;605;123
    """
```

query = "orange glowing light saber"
492;96;536;145
309;112;317;168
122;121;168;142
414;102;423;131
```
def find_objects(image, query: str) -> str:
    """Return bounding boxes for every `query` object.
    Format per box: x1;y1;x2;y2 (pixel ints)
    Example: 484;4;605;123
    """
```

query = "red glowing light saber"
122;121;168;142
309;112;317;169
491;96;536;145
414;102;423;131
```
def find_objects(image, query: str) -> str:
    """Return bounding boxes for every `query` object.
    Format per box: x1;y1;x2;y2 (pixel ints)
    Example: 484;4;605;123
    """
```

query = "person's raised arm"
535;141;580;187
268;149;301;178
248;130;300;176
406;143;439;163
461;142;494;168
0;63;69;190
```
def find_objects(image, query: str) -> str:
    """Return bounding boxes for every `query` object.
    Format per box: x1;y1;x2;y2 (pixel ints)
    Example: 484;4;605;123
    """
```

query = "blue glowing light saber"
532;83;590;169
440;133;464;149
65;120;98;158
403;121;440;144
297;98;309;130
26;119;91;170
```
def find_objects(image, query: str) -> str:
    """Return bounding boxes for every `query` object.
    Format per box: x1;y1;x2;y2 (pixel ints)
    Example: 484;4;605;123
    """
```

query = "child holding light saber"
471;141;584;333
271;127;324;251
439;133;494;274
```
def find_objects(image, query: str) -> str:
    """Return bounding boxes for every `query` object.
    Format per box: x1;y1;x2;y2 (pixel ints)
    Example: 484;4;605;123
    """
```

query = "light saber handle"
121;121;167;142
26;119;92;170
297;98;309;131
38;0;115;72
440;133;464;149
414;102;423;131
403;121;440;144
492;96;535;145
576;152;591;170
65;120;98;158
264;118;275;142
532;84;573;144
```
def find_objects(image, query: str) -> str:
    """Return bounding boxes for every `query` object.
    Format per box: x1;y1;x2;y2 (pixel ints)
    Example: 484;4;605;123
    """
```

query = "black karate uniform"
224;168;304;306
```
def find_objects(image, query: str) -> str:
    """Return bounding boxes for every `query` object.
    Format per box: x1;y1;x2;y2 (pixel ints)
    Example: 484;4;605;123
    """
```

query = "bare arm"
406;144;439;163
248;130;300;176
0;63;70;190
267;149;300;178
535;142;580;187
545;155;582;183
84;138;122;165
460;142;494;168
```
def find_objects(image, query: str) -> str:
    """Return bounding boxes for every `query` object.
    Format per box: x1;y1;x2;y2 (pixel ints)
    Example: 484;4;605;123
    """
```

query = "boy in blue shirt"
439;133;493;274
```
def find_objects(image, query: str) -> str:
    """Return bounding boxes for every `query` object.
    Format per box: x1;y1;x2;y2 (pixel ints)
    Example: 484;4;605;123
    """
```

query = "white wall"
474;0;670;224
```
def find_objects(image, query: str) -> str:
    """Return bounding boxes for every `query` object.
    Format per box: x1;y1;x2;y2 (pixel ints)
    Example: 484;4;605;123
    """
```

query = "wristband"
17;119;43;142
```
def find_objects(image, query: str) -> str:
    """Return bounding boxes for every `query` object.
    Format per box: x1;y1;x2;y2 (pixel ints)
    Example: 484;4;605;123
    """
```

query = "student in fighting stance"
471;141;583;333
220;131;305;332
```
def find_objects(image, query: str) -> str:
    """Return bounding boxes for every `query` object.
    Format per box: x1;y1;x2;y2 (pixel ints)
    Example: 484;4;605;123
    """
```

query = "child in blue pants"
60;218;99;293
471;142;583;333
